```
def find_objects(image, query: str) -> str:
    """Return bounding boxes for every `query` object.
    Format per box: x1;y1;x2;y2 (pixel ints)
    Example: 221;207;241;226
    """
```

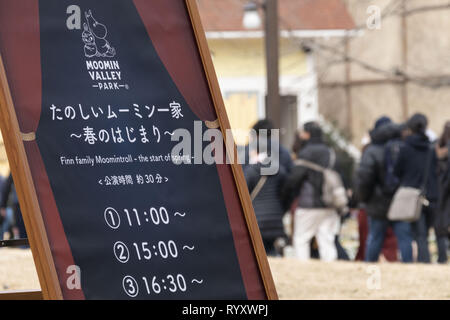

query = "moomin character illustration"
82;10;116;58
82;23;97;58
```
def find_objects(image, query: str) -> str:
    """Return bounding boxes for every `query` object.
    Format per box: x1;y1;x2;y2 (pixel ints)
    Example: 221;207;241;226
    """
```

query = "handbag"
387;148;433;222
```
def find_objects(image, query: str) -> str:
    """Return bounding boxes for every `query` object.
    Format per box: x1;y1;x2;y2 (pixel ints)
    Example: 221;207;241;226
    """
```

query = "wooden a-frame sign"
0;0;277;300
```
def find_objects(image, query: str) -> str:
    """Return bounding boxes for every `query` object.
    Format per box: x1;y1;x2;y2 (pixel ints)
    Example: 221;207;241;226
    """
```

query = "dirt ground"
0;248;40;291
268;257;450;300
0;248;449;299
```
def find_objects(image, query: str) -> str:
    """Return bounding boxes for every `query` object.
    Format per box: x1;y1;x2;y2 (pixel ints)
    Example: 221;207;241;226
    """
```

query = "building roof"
197;0;355;33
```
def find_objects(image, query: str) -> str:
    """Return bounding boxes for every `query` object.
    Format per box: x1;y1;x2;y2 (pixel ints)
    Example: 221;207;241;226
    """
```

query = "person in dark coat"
0;174;26;240
291;129;351;261
394;113;438;263
244;155;287;256
435;121;450;263
243;119;293;256
355;116;413;263
281;122;341;261
282;122;334;210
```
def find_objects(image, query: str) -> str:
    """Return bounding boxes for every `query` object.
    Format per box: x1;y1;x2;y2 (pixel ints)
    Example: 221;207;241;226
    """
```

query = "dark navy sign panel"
35;0;246;299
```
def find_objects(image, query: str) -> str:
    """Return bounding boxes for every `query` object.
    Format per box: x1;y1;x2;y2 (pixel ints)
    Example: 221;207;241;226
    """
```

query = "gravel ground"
0;248;449;299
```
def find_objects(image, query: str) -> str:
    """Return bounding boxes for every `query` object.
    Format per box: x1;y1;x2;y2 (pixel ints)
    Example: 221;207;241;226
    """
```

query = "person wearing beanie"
355;116;412;262
394;113;439;263
374;116;393;130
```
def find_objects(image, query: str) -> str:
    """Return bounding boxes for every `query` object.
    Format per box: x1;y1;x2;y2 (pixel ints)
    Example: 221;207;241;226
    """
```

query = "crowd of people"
244;115;450;264
1;114;449;264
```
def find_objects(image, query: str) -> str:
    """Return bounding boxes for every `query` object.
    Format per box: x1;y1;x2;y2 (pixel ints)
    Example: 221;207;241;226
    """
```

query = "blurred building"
0;1;357;173
198;0;355;148
317;0;450;146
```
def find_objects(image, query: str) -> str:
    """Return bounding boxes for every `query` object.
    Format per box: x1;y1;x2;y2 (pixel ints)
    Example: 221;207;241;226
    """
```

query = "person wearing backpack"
281;122;347;261
355;116;413;262
244;120;290;256
244;157;287;257
394;114;439;263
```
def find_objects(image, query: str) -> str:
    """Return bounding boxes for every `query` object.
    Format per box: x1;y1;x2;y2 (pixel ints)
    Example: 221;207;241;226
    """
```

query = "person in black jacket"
244;119;291;256
433;122;450;263
394;113;438;263
0;174;26;239
244;159;287;256
281;122;341;261
355;116;413;263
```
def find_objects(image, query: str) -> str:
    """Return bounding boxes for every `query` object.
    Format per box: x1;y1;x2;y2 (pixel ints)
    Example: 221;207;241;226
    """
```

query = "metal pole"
264;0;280;128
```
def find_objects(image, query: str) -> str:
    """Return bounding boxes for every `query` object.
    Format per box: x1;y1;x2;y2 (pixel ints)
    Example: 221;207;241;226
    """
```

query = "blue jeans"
437;236;448;264
366;217;413;263
412;210;431;263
